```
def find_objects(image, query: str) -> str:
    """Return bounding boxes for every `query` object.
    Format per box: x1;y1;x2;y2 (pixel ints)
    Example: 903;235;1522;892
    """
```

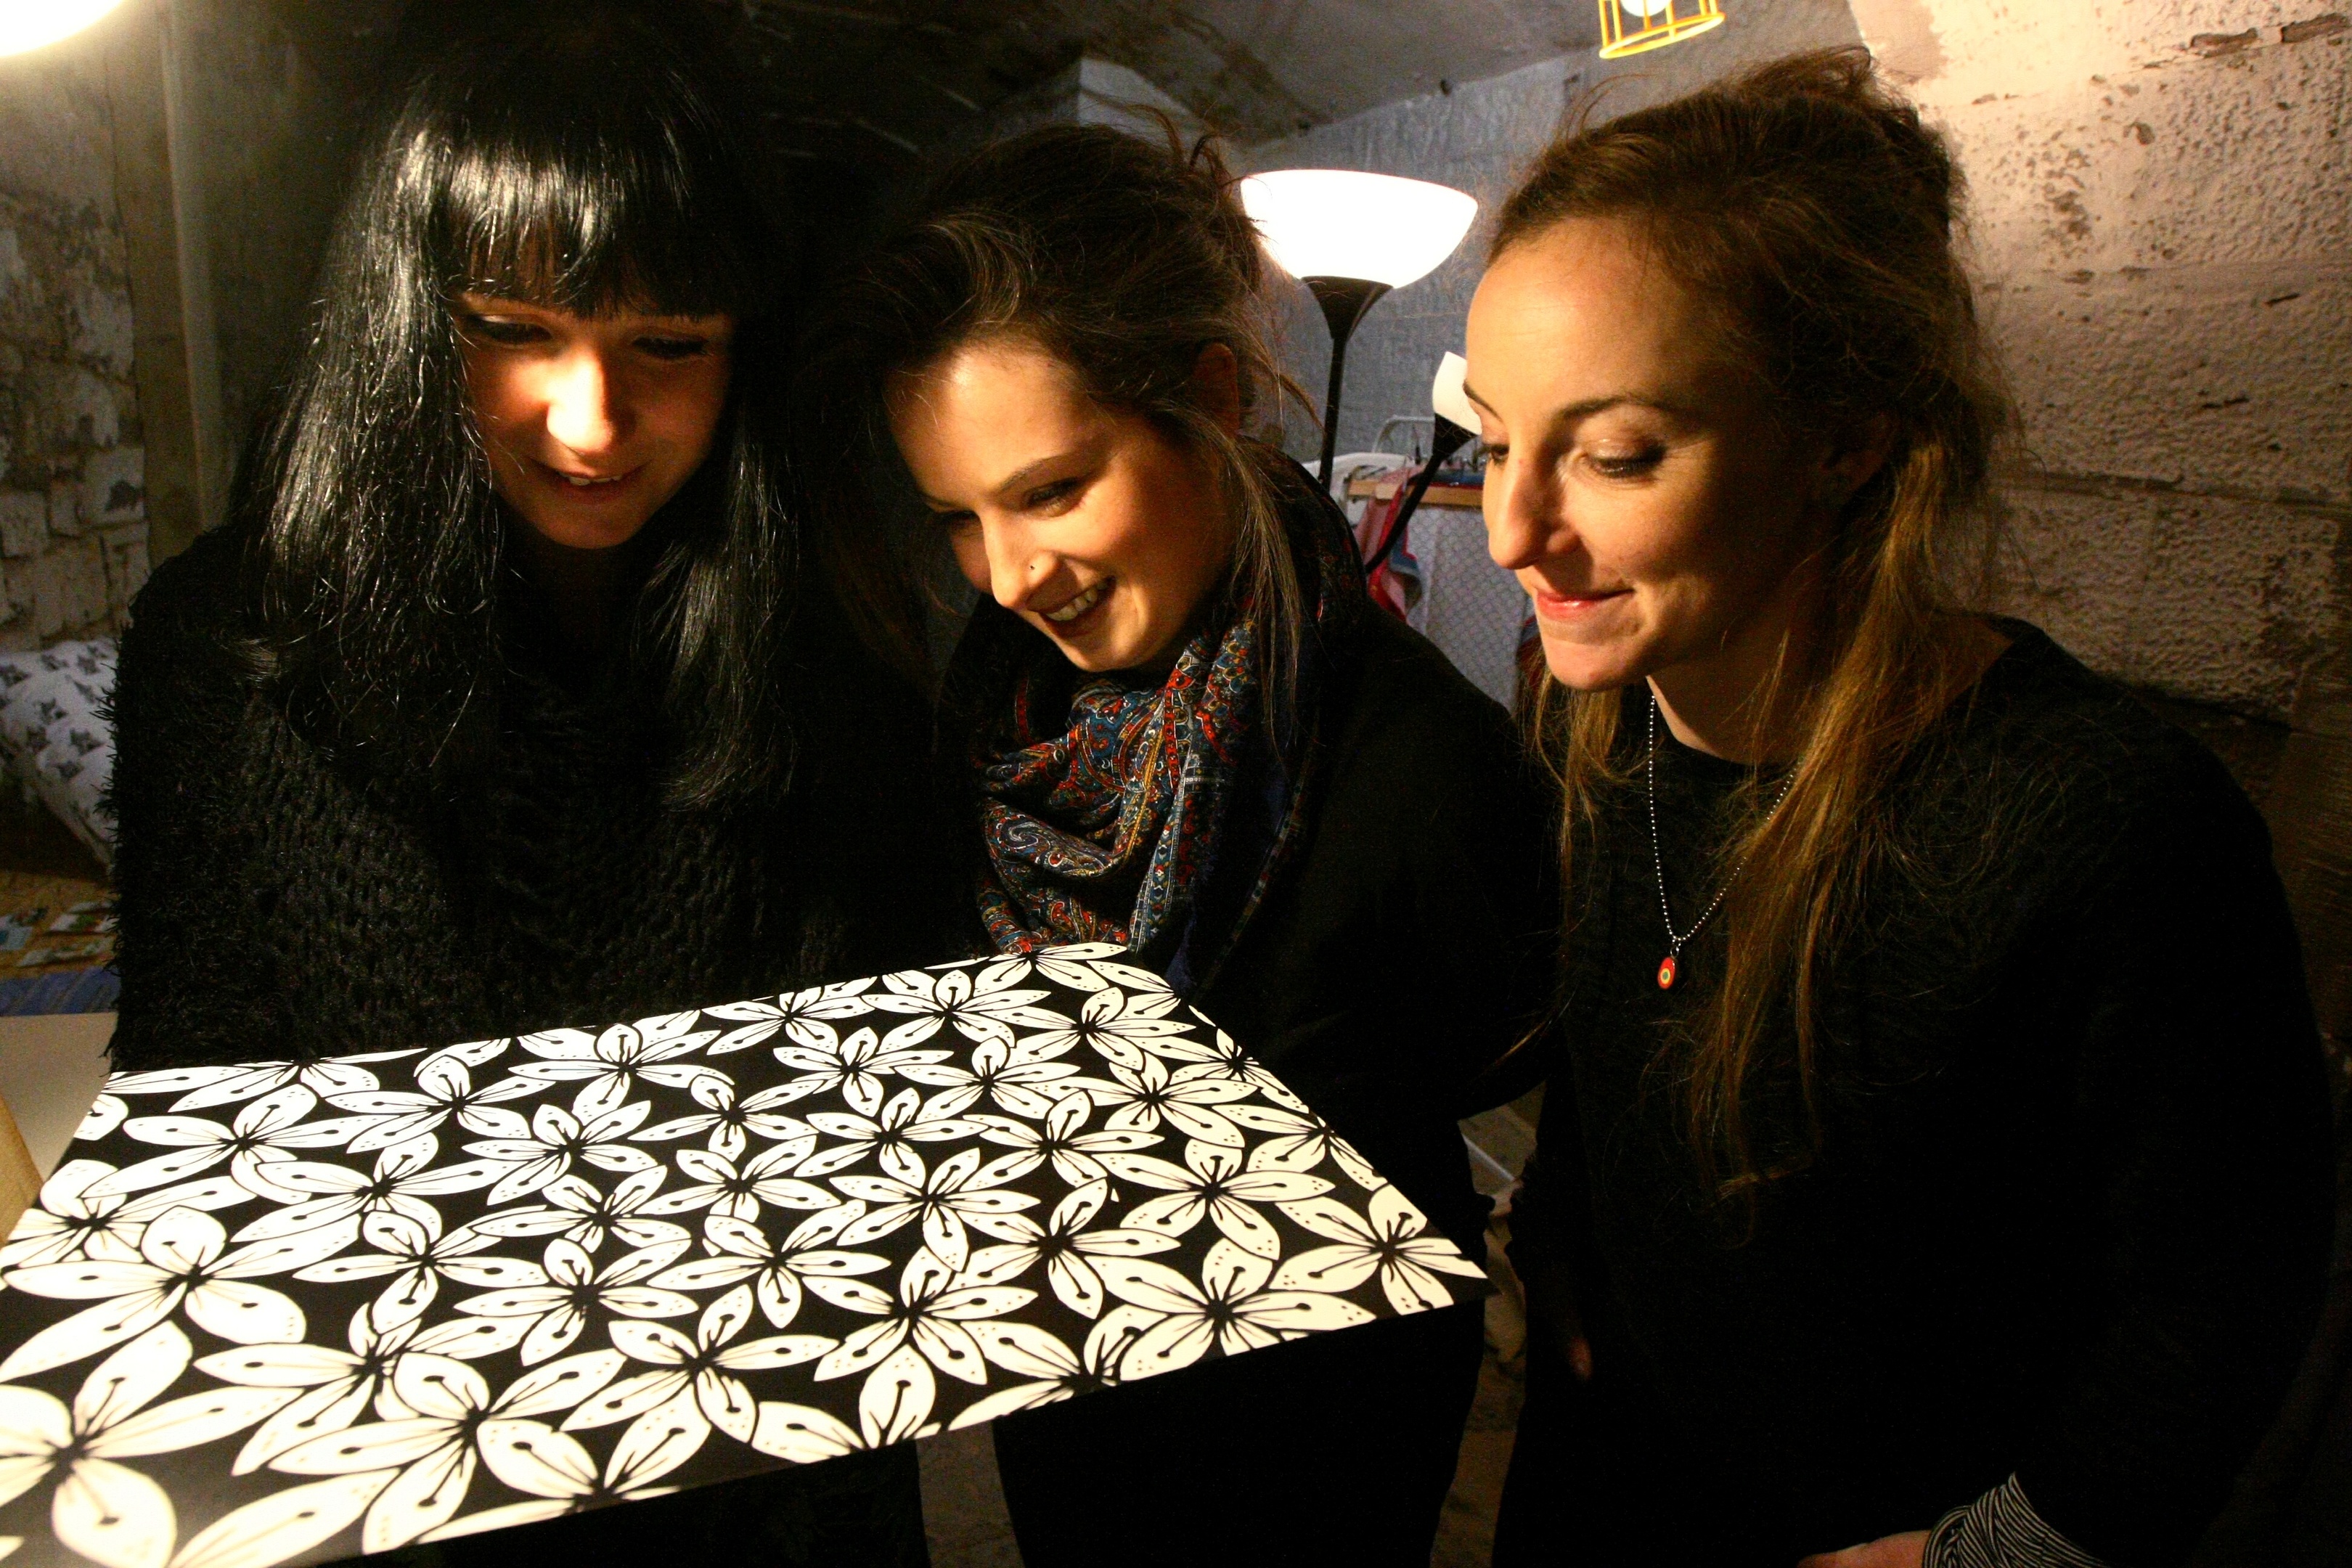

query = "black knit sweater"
108;526;960;1072
1504;622;2335;1567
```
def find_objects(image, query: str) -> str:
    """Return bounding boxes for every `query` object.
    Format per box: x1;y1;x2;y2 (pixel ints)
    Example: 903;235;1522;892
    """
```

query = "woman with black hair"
806;124;1559;1567
108;5;945;1562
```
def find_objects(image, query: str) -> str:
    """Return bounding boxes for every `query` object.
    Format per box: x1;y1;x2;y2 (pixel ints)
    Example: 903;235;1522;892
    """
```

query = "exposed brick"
44;475;75;538
99;522;148;615
2186;28;2261;56
0;491;41;559
23;537;107;641
78;444;142;528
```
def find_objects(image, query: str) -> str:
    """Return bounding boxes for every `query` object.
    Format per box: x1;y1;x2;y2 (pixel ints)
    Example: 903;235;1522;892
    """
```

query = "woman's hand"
1796;1530;1929;1568
1514;1257;1593;1380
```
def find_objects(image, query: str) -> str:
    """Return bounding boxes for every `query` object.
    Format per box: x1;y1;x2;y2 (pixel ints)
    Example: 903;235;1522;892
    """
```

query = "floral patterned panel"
0;945;1485;1568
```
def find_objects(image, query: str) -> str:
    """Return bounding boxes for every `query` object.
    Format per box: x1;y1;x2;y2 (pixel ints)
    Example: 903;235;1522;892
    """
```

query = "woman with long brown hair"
803;124;1558;1564
1470;50;2333;1567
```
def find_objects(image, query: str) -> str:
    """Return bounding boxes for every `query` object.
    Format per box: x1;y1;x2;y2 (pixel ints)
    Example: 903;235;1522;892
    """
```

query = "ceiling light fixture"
0;0;126;56
1238;168;1479;487
1597;0;1726;60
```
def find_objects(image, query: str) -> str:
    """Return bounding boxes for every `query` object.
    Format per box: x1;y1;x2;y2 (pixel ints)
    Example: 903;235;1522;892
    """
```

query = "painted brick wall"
0;34;152;652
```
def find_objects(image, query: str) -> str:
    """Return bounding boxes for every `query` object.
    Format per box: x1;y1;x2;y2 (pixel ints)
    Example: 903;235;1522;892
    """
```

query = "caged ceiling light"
0;0;127;56
1238;168;1479;488
1597;0;1726;60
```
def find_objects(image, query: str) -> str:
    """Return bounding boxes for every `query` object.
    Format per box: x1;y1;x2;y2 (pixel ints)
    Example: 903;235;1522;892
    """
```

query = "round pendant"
1657;954;1678;989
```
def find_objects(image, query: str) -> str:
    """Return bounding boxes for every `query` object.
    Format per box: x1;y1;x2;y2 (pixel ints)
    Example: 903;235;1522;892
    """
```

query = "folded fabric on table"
0;942;1487;1568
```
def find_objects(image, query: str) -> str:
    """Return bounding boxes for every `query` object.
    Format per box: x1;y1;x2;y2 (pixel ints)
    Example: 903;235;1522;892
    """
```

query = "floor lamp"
1365;353;1479;575
1238;170;1479;488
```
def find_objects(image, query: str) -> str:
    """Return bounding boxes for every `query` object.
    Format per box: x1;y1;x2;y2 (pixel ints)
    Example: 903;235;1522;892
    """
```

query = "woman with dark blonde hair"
1469;49;2332;1568
804;124;1559;1564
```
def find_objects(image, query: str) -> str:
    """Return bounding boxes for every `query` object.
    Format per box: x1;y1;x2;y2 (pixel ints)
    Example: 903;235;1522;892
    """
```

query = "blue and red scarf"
952;460;1362;995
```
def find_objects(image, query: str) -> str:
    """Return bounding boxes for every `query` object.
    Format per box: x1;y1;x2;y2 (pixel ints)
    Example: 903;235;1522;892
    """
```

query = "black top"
1509;622;2335;1566
1188;605;1559;1246
108;525;960;1071
976;493;1561;1567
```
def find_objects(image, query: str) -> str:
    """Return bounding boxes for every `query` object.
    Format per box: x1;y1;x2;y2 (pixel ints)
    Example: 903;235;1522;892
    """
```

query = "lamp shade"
1432;351;1477;432
0;0;126;54
1240;170;1479;288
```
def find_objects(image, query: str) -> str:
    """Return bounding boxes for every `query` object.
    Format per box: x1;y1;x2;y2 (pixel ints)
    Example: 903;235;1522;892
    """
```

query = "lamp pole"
1306;276;1392;489
1363;413;1473;575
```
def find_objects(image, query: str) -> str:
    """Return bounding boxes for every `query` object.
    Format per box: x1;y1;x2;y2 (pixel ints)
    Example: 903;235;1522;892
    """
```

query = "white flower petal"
473;1418;595;1499
857;1346;934;1447
0;1293;177;1381
748;1401;857;1465
497;1350;626;1418
75;1324;191;1434
168;1472;393;1568
184;1282;306;1347
969;1321;1079;1381
612;1390;712;1480
97;1388;295;1459
53;1456;176;1568
361;1442;474;1553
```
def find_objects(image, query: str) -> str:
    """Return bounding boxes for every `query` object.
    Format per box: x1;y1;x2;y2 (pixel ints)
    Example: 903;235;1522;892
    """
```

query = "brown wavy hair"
797;119;1312;700
1503;49;2014;1202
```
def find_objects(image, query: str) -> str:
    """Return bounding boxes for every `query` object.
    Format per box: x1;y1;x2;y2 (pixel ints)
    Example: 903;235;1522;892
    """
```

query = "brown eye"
1024;479;1080;511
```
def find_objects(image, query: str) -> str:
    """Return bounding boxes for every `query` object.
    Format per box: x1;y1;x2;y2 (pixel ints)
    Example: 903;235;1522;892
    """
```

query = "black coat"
979;536;1561;1567
107;526;957;1567
1500;623;2335;1567
110;526;959;1071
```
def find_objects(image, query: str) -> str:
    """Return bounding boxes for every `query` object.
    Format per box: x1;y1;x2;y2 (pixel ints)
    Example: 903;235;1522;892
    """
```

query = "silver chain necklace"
1645;691;1797;991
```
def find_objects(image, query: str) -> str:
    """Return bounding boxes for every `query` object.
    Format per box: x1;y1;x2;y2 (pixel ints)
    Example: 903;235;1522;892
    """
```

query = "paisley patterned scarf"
952;460;1363;995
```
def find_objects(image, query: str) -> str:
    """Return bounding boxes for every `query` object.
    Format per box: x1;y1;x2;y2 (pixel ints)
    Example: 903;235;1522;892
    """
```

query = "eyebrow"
918;441;1102;512
1459;383;1694;424
452;293;730;328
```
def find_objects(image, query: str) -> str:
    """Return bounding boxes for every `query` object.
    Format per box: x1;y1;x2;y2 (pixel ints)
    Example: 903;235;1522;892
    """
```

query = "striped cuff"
1924;1475;2111;1568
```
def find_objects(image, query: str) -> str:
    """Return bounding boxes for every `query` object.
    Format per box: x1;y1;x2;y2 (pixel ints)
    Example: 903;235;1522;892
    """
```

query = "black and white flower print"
0;945;1485;1568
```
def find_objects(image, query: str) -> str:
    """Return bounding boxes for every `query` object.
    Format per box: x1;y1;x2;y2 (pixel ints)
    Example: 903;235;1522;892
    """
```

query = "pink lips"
534;458;644;504
1532;586;1632;618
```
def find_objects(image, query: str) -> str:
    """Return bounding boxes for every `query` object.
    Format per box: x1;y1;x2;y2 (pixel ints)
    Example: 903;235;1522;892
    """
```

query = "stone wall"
1863;0;2350;724
1237;4;2352;1050
0;28;153;650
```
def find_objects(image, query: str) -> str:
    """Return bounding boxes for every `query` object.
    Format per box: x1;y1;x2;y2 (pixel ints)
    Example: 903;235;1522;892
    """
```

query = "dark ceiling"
273;0;1605;282
735;0;1600;161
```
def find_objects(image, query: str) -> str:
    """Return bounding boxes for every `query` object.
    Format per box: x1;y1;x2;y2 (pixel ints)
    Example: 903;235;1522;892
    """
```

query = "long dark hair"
1506;50;2012;1201
238;1;801;809
799;121;1315;704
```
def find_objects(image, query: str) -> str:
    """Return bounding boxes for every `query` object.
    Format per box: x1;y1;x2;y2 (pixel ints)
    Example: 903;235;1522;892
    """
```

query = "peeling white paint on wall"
1875;0;2351;720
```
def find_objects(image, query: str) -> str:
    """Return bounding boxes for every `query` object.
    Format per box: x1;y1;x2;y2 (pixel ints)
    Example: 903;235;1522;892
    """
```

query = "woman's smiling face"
889;338;1236;674
454;293;735;552
1465;216;1843;698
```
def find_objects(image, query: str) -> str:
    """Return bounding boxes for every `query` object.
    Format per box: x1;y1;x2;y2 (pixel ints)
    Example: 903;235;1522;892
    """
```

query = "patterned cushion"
0;638;116;866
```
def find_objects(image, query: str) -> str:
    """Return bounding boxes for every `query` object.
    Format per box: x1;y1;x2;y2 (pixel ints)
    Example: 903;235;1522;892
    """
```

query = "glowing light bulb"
1238;170;1479;289
0;0;128;56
